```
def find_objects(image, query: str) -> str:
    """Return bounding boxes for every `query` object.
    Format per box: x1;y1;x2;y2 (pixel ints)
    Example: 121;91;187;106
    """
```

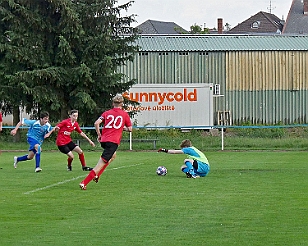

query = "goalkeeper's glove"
158;148;168;153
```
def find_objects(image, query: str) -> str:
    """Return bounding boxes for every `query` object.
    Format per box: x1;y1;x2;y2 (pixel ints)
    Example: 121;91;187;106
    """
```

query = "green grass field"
0;150;307;246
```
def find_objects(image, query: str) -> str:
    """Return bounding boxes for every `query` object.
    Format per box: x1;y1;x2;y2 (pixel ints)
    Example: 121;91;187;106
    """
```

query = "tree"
0;0;139;126
189;24;209;34
225;23;231;31
174;23;210;34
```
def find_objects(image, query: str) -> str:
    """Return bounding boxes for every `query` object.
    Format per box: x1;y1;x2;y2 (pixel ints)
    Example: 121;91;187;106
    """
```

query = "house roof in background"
282;0;308;34
135;35;308;51
228;11;283;34
136;19;187;34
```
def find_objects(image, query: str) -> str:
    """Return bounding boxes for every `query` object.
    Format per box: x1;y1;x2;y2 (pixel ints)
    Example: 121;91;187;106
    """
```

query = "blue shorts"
27;137;40;152
195;161;210;177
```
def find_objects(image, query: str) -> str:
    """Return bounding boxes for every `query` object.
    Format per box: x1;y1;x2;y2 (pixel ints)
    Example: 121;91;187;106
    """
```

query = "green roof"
135;35;308;51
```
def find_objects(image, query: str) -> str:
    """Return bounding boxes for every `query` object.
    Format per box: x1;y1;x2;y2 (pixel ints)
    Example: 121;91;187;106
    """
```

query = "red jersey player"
80;94;132;190
55;110;95;171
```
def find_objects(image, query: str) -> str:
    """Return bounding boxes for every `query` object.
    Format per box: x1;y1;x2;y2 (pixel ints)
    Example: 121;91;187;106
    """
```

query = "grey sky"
118;0;292;30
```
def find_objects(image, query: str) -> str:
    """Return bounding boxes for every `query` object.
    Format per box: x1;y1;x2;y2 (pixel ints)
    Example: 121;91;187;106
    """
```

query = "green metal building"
120;35;308;125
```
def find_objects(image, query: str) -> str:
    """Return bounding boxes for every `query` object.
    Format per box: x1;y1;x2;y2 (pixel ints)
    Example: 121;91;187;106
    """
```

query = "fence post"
221;127;224;151
129;131;132;150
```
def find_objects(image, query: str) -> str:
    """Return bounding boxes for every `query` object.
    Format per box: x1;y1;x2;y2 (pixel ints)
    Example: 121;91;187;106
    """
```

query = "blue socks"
17;153;41;169
35;153;41;168
17;155;29;162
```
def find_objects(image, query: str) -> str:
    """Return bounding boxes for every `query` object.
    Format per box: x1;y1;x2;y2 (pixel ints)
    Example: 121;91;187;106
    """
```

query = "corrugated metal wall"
120;50;308;125
226;51;308;91
225;51;308;124
227;90;308;124
120;51;225;84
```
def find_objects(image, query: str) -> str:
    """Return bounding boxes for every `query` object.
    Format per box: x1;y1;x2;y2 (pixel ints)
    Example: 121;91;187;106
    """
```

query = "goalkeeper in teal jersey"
11;112;54;172
158;139;210;178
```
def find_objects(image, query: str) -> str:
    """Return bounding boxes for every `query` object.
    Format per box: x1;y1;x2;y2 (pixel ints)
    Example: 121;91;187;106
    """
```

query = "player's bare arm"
158;148;183;154
80;132;95;147
94;118;102;141
168;149;184;154
44;128;56;139
10;121;23;136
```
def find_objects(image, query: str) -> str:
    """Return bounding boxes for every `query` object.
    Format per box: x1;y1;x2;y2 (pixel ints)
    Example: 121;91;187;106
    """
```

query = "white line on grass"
23;163;144;195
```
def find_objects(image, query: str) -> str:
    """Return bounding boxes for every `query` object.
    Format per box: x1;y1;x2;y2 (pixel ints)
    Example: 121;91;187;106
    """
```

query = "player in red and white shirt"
80;94;132;190
55;110;95;171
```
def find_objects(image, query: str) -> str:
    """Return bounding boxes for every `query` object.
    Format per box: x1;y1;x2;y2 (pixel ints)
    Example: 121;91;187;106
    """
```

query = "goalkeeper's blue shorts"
195;161;210;177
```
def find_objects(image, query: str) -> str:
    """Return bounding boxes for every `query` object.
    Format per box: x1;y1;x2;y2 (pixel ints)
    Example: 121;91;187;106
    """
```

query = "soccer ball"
156;166;167;176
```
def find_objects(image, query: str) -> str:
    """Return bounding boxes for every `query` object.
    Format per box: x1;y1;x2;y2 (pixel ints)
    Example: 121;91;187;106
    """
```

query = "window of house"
251;21;260;29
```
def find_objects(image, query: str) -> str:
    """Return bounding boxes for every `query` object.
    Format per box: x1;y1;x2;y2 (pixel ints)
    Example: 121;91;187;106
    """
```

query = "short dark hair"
70;109;78;115
40;112;49;119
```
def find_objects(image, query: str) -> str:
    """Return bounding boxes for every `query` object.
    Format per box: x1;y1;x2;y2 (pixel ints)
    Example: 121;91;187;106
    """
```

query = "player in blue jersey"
158;139;210;178
10;112;54;172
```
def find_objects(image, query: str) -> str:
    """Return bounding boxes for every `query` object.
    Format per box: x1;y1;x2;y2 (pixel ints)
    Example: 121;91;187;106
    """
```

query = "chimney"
304;0;308;15
218;18;223;34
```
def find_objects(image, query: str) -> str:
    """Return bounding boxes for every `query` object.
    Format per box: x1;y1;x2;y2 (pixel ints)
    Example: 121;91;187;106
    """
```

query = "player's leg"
72;144;92;171
14;138;37;169
14;151;34;168
79;157;105;189
93;143;118;183
58;144;74;171
34;144;42;172
79;142;117;189
181;159;198;178
96;152;116;179
66;151;74;170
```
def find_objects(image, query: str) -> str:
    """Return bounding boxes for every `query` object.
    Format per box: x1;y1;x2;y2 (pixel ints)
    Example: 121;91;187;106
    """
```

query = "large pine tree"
0;0;138;125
